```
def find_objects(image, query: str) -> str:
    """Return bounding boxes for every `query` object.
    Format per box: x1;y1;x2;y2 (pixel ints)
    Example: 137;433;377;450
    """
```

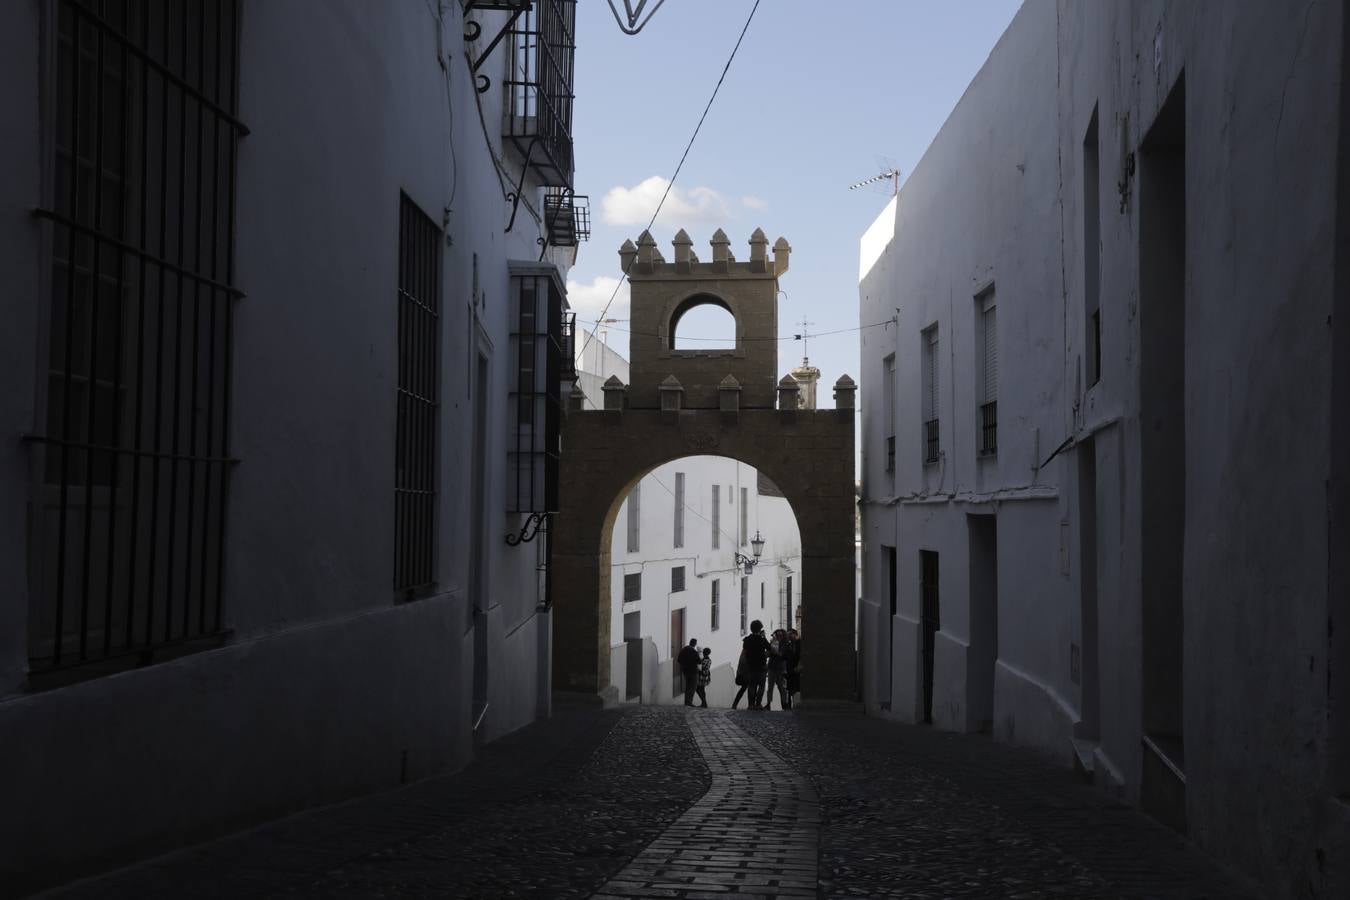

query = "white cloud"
741;195;768;211
566;274;630;323
600;176;731;227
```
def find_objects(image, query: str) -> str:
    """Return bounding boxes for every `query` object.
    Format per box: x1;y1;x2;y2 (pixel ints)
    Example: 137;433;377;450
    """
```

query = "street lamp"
735;531;766;575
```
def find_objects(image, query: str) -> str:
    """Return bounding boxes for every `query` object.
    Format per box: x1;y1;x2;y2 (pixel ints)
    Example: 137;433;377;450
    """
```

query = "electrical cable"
578;317;897;343
577;0;763;359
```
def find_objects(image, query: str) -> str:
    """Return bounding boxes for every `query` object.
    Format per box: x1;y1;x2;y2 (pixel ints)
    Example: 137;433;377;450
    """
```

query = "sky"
566;0;1023;403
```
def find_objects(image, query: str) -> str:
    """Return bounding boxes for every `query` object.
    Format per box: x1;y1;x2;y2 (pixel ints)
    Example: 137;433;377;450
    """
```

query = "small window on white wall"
711;579;720;631
623;572;641;603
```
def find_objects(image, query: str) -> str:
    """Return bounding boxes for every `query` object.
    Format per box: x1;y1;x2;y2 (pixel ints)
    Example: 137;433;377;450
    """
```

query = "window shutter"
673;472;685;548
925;328;939;420
627;482;641;553
983;305;998;402
711;485;720;549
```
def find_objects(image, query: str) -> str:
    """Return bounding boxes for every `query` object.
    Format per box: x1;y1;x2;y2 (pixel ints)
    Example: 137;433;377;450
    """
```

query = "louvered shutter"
983;305;998;402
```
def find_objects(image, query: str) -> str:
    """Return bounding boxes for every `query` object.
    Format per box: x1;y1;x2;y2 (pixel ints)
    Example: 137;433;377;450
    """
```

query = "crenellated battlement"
618;226;789;410
621;228;790;279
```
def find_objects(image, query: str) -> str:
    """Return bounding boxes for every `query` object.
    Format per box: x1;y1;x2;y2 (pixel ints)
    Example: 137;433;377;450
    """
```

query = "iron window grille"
885;435;896;472
671;566;685;593
395;194;442;593
924;419;940;464
503;0;576;188
508;263;569;517
711;579;720;631
28;0;244;677
980;401;998;455
623;572;641;603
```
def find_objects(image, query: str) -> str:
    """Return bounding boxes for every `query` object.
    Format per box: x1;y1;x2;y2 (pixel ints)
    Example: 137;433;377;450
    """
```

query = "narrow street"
50;703;1257;900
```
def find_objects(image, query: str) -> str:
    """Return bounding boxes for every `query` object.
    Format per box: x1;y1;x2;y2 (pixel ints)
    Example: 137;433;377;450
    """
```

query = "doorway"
967;516;997;733
920;549;940;724
470;353;490;733
1139;73;1187;831
1077;439;1100;739
624;611;642;700
883;545;897;708
670;606;685;699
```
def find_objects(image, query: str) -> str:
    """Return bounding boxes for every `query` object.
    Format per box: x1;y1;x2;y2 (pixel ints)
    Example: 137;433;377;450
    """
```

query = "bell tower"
620;227;790;409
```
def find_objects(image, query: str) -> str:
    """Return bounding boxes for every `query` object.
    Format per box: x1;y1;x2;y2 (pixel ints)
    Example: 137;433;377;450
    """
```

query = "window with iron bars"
711;579;720;631
980;402;998;456
395;194;442;594
508;264;569;518
885;435;896;472
671;566;685;593
623;572;641;604
503;0;576;188
29;0;243;678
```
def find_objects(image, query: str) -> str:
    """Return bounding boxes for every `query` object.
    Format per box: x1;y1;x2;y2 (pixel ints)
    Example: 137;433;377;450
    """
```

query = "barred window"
623;572;641;604
30;0;243;675
673;471;685;548
671;566;685;593
395;194;442;593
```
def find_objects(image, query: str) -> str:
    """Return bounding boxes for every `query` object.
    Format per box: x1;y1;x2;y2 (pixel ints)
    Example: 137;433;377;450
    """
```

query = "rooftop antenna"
850;157;902;196
793;316;816;365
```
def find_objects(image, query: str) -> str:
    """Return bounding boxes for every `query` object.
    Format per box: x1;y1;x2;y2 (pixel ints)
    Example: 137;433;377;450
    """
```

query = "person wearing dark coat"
741;621;772;709
677;638;701;706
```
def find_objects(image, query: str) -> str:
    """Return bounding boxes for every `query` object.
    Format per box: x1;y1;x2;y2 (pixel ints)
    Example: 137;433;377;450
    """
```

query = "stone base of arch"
551;408;857;700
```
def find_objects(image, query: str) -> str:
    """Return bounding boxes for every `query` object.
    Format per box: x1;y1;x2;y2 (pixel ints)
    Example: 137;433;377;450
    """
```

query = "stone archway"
553;228;857;700
552;404;856;700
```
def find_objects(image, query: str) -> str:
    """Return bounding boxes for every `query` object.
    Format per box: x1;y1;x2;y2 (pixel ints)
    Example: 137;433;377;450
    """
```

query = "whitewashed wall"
858;2;1347;895
0;1;573;886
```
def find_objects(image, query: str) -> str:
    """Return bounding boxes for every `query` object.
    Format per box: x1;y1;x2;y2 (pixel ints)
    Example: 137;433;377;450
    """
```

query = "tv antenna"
849;157;902;196
793;316;816;363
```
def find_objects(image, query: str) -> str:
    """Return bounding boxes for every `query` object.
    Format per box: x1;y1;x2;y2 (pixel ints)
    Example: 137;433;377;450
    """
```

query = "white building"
0;1;585;889
573;329;803;706
857;2;1348;896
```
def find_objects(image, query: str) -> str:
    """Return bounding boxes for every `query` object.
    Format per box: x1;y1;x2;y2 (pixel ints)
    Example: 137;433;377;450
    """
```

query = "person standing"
695;647;712;708
766;629;790;710
677;638;701;706
742;621;772;710
731;646;750;709
784;629;802;707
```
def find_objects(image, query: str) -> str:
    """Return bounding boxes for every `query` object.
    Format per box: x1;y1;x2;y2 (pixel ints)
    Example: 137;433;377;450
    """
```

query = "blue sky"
567;0;1023;399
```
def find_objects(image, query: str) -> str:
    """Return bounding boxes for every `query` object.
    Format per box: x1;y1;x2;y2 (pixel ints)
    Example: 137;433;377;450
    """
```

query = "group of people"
674;620;801;710
732;621;800;710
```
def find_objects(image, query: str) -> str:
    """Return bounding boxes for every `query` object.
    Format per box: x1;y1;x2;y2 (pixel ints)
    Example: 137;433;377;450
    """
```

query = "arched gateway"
553;228;858;699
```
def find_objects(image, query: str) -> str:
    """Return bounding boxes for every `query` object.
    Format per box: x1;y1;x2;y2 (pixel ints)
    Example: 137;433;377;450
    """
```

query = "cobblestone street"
46;704;1260;899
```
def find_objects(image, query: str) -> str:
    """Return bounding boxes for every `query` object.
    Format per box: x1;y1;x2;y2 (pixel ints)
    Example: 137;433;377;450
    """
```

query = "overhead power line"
577;0;764;359
579;317;897;343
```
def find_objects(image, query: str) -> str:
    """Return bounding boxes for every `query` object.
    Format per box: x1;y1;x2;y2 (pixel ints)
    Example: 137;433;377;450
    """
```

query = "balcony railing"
503;0;576;188
544;188;589;248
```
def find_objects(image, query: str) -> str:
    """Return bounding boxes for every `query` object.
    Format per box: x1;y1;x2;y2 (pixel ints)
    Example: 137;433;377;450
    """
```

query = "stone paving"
594;712;818;898
39;703;1265;899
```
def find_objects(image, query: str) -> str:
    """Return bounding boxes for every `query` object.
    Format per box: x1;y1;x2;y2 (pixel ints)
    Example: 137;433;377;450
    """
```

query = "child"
696;647;712;708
